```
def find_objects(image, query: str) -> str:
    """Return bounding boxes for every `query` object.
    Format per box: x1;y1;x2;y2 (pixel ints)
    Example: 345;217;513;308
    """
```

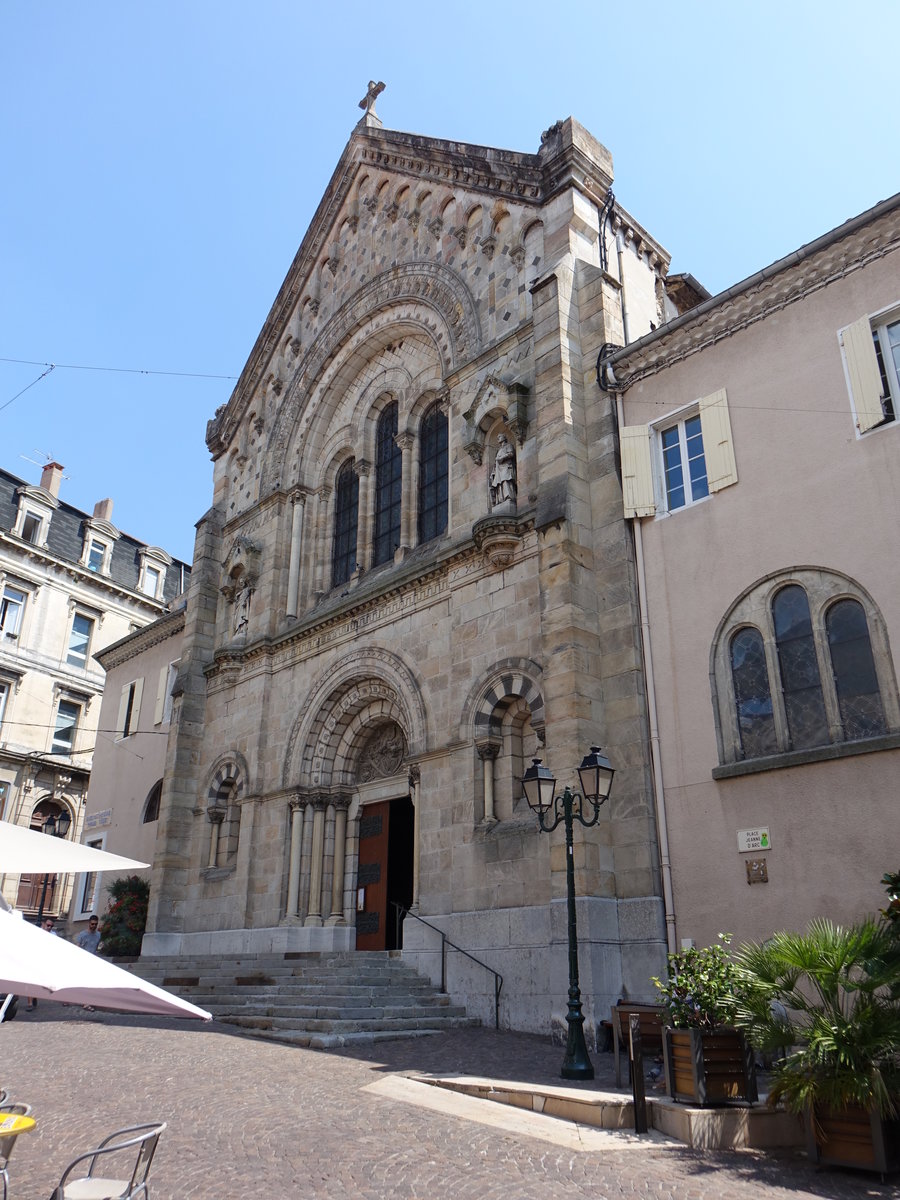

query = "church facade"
144;103;682;1034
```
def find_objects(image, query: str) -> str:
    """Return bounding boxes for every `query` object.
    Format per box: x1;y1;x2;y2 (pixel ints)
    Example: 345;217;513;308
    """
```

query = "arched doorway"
355;724;414;951
15;797;70;916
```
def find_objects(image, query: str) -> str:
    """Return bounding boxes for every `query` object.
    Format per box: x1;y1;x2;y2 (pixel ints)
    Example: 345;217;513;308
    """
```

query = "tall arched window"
373;403;402;566
729;627;777;758
826;599;886;739
772;584;829;750
713;570;897;769
143;779;162;823
332;459;359;587
418;402;448;544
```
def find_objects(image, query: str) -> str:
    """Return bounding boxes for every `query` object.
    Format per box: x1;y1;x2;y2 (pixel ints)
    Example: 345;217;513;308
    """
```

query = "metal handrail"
390;902;503;1030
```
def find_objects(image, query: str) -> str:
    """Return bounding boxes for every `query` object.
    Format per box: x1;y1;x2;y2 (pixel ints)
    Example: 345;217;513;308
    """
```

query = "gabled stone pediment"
206;116;616;461
462;375;529;464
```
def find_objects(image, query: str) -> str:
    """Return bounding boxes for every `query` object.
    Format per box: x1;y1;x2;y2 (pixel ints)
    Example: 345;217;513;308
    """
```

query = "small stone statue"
489;434;517;509
233;584;251;635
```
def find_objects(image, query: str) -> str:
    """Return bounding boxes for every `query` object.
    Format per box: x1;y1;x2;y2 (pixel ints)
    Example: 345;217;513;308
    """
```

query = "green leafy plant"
882;871;900;929
653;933;749;1030
734;917;900;1118
99;875;150;958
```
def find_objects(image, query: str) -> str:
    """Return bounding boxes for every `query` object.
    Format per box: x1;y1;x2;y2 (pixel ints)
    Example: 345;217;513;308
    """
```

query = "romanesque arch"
282;646;429;789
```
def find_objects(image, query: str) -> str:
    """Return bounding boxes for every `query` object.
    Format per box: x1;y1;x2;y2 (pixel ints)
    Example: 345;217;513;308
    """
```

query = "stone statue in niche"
489;434;517;511
233;583;252;635
357;723;406;783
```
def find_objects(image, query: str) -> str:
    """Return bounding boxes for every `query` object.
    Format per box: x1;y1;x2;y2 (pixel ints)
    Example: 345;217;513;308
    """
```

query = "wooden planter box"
663;1026;758;1106
806;1105;900;1175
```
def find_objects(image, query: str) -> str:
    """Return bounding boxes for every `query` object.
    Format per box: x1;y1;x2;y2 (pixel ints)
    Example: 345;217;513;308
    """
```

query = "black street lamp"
36;809;72;925
522;746;615;1081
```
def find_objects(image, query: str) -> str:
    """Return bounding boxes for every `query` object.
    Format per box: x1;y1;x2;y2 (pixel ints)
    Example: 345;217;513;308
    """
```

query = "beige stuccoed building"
0;461;190;923
603;193;900;952
143;102;697;1034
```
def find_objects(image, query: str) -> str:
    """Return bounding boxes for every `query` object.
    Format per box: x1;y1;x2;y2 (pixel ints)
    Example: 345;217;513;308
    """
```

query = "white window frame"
841;304;900;435
137;547;171;601
154;660;179;726
0;585;27;639
76;833;106;917
20;510;45;545
0;680;8;730
66;611;95;669
87;539;108;573
655;409;710;513
51;698;81;756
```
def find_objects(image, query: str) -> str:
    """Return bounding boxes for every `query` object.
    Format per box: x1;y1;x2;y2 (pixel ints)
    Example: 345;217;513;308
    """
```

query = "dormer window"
12;484;57;548
137;547;171;601
80;516;118;576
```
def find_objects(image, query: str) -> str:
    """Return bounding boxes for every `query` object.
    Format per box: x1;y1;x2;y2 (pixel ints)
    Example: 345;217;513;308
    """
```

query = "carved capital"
451;226;467;249
395;431;414;452
385;201;399;224
407;209;420;233
426;216;443;238
510;244;526;271
475;740;501;762
481;235;496;261
436;386;451;416
407;763;421;788
355;459;373;478
208;806;226;825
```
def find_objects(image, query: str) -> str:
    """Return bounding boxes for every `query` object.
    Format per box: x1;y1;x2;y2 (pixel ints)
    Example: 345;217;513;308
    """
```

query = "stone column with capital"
476;742;500;823
285;797;305;918
286;491;306;618
396;431;415;555
313;486;332;597
355;461;373;573
327;796;351;925
408;764;421;910
305;796;327;926
207;809;225;869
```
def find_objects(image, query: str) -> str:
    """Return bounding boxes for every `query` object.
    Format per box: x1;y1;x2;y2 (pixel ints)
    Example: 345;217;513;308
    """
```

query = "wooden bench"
610;1001;666;1087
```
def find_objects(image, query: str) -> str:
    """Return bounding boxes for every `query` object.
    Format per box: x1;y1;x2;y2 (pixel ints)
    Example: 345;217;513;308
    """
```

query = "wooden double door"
355;796;414;951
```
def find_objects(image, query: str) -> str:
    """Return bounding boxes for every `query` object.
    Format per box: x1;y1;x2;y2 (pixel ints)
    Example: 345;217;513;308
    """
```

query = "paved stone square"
3;1005;899;1199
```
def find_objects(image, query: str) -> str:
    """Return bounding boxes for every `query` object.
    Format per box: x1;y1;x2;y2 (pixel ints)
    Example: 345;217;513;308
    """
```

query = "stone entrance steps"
129;950;477;1048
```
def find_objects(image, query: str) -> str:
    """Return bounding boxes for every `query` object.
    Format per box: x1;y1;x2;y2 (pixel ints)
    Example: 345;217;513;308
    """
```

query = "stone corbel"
426;216;443;238
451;226;467;249
472;515;522;572
510;244;526;271
480;235;496;261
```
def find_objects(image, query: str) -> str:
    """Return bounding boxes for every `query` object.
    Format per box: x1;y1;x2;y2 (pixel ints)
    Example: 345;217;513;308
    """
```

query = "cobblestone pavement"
3;1004;899;1199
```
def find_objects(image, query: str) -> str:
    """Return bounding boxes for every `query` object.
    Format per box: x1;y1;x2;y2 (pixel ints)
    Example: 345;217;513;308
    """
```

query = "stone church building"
144;96;692;1034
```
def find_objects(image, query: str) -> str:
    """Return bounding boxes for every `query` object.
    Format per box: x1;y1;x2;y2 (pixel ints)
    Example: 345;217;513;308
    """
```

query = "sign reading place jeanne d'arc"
737;827;771;853
85;809;112;830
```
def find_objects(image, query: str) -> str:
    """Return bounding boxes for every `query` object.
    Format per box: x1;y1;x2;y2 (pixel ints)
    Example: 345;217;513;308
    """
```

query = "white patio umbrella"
0;908;211;1019
0;820;149;873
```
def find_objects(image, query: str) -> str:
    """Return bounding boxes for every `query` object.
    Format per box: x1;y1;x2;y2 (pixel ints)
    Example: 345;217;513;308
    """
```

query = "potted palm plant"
735;913;900;1174
653;934;757;1105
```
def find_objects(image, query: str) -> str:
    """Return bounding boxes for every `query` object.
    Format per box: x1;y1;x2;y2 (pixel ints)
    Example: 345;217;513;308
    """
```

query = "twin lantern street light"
522;746;615;1081
36;809;72;925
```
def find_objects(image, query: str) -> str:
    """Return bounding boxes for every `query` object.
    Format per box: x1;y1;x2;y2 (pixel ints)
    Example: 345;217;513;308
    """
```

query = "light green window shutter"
698;389;738;492
842;316;885;433
620;425;656;517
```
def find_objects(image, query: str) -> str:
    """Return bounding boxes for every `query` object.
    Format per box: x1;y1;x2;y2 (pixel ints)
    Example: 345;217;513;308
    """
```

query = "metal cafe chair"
50;1122;166;1200
0;1102;34;1200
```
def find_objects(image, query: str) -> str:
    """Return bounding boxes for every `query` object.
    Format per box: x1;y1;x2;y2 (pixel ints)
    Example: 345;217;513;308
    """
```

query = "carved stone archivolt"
357;722;407;783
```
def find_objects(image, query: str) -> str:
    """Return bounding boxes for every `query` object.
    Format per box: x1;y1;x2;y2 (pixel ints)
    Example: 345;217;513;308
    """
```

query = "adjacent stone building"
144;104;694;1034
0;461;190;921
603;193;900;951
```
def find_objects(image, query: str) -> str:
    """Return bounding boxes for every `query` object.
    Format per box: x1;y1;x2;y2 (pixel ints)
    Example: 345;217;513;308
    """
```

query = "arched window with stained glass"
826;598;886;740
332;459;359;587
729;627;777;758
418;401;448;545
772;584;829;750
373;402;402;566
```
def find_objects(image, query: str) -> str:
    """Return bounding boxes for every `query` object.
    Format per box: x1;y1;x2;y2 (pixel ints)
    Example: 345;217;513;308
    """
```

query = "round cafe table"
0;1114;34;1138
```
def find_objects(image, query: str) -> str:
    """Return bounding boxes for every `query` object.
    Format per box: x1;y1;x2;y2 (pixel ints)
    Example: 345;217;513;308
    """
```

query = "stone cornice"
205;514;536;686
608;195;900;387
95;606;186;671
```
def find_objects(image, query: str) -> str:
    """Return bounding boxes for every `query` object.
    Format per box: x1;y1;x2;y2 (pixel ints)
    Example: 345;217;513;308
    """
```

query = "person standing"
75;915;102;1011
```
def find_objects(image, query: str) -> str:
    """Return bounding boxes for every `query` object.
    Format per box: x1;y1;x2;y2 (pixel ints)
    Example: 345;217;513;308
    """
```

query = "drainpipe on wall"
605;372;677;954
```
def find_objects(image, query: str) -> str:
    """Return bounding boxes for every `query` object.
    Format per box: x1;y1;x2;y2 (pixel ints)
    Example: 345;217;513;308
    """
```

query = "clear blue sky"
3;1;896;563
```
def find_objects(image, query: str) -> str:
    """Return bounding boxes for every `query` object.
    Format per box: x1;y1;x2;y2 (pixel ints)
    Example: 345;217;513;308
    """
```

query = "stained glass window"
418;402;448;544
826;599;886;740
373;403;402;566
332;459;359;587
772;585;829;750
730;627;777;758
